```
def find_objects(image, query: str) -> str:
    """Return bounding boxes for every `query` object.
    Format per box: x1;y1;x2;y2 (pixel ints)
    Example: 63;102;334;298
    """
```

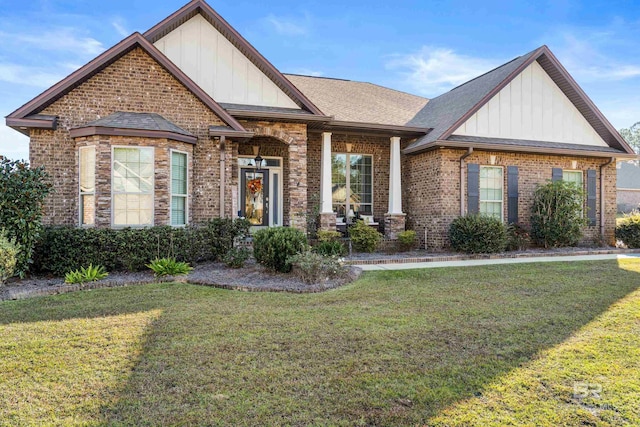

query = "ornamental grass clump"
64;264;108;284
147;258;193;277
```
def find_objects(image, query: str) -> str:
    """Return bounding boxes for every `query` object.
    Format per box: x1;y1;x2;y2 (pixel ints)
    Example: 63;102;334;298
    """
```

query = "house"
617;161;640;213
6;0;636;249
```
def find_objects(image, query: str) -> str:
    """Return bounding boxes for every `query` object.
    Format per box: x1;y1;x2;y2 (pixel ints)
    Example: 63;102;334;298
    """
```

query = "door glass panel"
273;172;279;226
245;171;265;225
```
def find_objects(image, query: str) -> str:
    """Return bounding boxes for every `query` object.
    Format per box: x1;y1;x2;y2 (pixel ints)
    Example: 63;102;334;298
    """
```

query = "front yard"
1;259;639;426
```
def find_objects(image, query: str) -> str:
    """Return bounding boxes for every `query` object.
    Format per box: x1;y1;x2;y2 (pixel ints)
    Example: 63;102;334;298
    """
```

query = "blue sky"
1;0;639;160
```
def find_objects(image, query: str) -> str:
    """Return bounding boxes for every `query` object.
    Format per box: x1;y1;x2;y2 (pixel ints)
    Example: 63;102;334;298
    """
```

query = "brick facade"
404;147;618;249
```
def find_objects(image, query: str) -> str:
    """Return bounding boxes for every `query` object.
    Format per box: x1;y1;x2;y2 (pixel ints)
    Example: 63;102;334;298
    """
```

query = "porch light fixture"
254;154;264;169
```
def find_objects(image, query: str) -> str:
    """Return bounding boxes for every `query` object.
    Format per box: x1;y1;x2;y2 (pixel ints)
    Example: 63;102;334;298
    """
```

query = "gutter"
600;157;615;241
459;147;474;216
220;136;226;219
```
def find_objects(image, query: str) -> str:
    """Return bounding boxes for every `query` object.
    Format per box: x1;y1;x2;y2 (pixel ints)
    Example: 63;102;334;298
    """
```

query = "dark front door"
241;168;269;226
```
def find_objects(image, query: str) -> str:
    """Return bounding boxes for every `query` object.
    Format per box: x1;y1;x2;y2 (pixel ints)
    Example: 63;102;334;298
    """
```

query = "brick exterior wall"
404;147;618;249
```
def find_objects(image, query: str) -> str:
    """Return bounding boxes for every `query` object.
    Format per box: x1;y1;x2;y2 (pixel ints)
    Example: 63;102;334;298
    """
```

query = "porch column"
319;132;337;231
385;136;406;239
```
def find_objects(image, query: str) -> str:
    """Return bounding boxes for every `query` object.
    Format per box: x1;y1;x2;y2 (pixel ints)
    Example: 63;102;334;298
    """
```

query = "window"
331;153;373;216
79;146;95;226
171;151;188;226
563;170;584;213
112;147;154;226
479;166;503;220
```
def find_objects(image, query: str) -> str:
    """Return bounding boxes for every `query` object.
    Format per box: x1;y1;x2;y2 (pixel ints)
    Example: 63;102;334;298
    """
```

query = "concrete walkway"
354;254;640;271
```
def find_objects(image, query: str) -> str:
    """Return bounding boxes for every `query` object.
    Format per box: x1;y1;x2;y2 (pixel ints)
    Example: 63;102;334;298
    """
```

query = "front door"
241;168;269;226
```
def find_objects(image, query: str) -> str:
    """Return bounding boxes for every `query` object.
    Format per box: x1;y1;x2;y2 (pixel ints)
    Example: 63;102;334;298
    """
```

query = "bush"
316;230;342;242
33;219;249;276
349;220;382;253
397;230;417;251
449;214;508;254
64;264;108;284
147;258;193;277
313;240;347;257
0;231;19;284
530;181;586;248
506;223;531;251
0;157;52;277
253;227;308;273
616;211;640;248
288;251;348;284
223;247;251;268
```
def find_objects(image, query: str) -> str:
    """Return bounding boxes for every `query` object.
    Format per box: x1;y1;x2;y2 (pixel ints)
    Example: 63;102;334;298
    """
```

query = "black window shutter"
587;169;597;226
467;163;480;214
507;166;519;224
552;168;563;182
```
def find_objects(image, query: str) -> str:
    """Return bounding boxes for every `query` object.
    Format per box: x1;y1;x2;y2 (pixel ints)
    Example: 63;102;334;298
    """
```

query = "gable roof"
143;0;324;116
6;32;246;134
284;74;429;127
618;161;640;189
404;45;635;156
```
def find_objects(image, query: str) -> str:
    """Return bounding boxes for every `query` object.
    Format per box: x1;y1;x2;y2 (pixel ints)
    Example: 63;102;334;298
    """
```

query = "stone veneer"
403;147;617;249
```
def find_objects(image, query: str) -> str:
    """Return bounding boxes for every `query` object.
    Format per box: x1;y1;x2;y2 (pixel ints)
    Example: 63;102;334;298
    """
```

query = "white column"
388;136;403;214
320;132;333;214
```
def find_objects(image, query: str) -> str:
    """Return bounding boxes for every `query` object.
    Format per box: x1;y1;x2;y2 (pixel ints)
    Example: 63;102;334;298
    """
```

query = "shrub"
530;181;586;248
288;250;348;284
616;211;640;248
147;257;193;277
0;157;52;277
506;223;531;251
33;219;250;276
449;214;508;254
313;240;347;257
316;230;342;242
223;247;251;269
397;230;417;251
253;227;308;273
0;231;19;284
349;220;382;253
64;264;108;284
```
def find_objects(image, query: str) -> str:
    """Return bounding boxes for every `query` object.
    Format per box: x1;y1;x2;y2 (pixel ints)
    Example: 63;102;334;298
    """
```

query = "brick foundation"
319;212;337;231
384;213;406;239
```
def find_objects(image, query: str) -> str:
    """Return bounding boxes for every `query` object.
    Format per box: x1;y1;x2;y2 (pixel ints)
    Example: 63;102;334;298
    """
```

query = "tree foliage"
619;121;640;154
0;157;52;277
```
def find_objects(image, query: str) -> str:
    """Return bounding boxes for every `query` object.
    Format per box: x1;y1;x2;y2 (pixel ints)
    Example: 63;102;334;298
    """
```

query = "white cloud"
111;19;129;38
265;14;308;36
0;28;104;56
289;68;323;77
0;63;66;87
386;46;499;96
0;124;29;161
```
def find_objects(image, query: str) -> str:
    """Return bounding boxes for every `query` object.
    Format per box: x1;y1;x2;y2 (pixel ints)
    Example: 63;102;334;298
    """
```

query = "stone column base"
384;213;406;239
319;212;338;232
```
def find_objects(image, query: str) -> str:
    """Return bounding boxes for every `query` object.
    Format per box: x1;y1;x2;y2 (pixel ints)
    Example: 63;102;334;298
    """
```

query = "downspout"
459;147;474;216
219;136;226;219
599;157;614;241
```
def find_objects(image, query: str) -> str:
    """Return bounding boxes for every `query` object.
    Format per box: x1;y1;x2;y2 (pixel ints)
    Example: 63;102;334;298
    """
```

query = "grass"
1;259;639;426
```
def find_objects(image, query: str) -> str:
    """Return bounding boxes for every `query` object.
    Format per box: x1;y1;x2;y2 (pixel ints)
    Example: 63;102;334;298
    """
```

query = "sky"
1;0;639;161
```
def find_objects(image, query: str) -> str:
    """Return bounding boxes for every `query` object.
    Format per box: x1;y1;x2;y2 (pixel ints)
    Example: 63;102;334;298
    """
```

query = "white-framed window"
112;146;154;227
170;150;188;226
331;153;373;217
563;170;584;213
480;166;503;220
79;146;96;226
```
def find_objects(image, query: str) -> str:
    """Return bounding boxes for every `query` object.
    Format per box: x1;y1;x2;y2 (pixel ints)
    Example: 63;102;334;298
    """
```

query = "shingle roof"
80;112;194;136
284;74;429;126
617;161;640;189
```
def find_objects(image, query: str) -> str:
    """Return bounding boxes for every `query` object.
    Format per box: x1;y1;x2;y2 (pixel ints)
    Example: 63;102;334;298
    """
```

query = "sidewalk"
354;254;640;271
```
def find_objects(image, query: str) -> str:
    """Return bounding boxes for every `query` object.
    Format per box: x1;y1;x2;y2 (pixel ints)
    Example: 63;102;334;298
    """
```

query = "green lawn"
1;259;639;426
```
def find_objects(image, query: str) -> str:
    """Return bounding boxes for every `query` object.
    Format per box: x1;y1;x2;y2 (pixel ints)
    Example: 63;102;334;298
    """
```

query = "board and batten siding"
154;14;299;109
454;61;608;147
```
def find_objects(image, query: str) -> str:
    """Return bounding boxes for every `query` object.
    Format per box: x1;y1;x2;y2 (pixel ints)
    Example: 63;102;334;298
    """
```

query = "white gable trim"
155;15;300;109
454;61;608;147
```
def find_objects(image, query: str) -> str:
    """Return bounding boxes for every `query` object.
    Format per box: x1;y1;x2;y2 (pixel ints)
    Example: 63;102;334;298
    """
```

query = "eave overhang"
70;126;198;144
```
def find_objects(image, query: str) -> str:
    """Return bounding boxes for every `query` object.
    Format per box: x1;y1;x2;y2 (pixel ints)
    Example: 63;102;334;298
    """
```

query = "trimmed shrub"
397;230;417;251
449;214;508;254
616;211;640;248
349;220;382;253
313;240;347;257
316;230;342;242
530;181;586;248
0;231;19;284
64;264;108;284
33;219;249;276
147;258;193;277
223;247;251;269
0;157;52;277
288;250;348;284
506;223;531;251
253;227;308;273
